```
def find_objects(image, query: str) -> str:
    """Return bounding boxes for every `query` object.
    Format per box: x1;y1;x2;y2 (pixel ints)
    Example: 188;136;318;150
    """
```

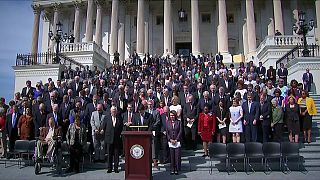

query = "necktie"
12;114;16;127
128;113;132;123
141;116;144;125
190;104;193;110
113;116;116;127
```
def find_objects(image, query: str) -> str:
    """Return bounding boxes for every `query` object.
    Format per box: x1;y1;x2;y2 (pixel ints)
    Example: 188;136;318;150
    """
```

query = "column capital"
41;9;51;21
95;0;104;9
51;2;62;12
31;4;41;14
73;0;84;10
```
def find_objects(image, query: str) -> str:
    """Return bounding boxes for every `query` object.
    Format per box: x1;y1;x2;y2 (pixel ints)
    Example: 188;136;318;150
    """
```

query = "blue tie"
12;114;16;127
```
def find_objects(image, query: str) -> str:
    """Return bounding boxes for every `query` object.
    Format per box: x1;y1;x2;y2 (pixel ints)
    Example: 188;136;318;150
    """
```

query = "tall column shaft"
110;0;119;54
217;0;229;53
191;0;200;55
164;0;172;55
246;0;256;54
85;0;94;42
31;4;41;55
73;2;81;43
273;0;284;34
50;3;60;49
243;20;249;56
118;23;125;64
144;22;149;53
95;1;102;47
136;0;145;55
316;0;320;42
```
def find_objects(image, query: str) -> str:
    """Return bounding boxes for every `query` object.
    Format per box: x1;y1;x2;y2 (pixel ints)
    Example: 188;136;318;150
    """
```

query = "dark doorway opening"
175;42;192;57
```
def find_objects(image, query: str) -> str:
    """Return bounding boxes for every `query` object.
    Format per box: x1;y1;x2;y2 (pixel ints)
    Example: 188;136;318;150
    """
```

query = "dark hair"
169;110;177;118
274;88;281;95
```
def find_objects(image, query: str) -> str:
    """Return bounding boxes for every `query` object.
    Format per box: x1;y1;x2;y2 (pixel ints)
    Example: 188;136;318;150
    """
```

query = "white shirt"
112;116;116;127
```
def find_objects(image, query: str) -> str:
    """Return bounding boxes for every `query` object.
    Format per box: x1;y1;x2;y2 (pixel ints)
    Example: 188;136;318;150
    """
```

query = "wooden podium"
122;130;152;180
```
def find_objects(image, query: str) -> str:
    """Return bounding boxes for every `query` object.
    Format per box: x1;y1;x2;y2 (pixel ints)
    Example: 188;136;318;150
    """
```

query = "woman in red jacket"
198;104;216;157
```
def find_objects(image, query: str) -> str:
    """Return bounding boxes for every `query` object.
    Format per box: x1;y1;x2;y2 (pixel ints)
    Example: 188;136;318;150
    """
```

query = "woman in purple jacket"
166;110;182;175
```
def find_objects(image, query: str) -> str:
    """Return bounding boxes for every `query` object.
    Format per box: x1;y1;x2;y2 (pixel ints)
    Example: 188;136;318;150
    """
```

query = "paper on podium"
168;141;181;148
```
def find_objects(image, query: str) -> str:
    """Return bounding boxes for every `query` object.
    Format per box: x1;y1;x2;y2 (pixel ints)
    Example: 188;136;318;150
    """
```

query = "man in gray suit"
90;104;106;162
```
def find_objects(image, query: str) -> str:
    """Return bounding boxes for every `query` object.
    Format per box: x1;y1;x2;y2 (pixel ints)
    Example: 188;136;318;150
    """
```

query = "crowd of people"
0;53;317;175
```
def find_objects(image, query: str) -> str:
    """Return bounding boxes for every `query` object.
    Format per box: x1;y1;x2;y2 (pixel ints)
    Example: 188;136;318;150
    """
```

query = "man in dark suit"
242;93;260;142
259;95;272;142
115;94;128;114
183;95;199;150
72;76;83;95
302;68;314;92
21;80;35;98
179;85;191;108
277;63;288;85
33;103;47;138
102;106;123;173
243;84;259;102
122;103;134;131
212;87;230;110
160;89;172;107
219;74;234;96
267;66;277;85
256;62;266;80
46;104;63;127
159;106;170;163
198;91;213;112
5;105;20;154
132;105;153;131
59;95;73;140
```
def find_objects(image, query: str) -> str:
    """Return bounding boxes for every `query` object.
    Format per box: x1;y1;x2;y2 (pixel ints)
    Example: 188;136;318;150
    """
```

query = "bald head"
97;104;103;111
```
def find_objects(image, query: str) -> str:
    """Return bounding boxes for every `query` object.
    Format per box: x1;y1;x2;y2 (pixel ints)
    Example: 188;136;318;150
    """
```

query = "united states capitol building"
13;0;320;93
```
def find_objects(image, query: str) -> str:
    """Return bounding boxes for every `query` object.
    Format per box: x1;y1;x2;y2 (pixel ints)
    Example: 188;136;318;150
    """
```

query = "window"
156;15;164;25
227;14;234;23
201;13;211;23
134;16;137;26
179;14;188;22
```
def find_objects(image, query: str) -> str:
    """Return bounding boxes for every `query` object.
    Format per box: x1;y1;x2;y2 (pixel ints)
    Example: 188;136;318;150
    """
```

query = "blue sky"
0;0;35;101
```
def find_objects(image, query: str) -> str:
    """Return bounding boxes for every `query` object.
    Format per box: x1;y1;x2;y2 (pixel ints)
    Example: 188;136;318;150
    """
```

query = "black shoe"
174;171;179;175
202;154;207;157
170;171;174;175
114;169;119;173
107;169;112;173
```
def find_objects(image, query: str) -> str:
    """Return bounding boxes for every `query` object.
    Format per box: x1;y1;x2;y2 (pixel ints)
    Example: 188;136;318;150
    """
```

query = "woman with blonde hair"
169;96;182;121
298;90;317;143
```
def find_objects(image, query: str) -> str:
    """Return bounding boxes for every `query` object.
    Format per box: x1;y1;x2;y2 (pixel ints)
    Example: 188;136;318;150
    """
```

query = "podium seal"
130;144;144;159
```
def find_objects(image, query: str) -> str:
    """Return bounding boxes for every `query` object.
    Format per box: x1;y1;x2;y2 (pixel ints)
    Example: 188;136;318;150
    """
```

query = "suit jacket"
66;123;87;147
46;112;63;127
59;102;73;121
39;126;62;141
242;101;260;124
121;111;134;131
146;109;161;131
132;112;153;131
256;66;266;77
277;68;288;78
160;113;169;133
218;79;234;95
267;69;276;81
303;72;313;83
115;98;128;114
102;114;123;145
259;101;272;126
243;91;259;102
33;111;47;137
166;120;182;141
183;102;199;126
212;94;231;109
90;111;106;136
5;113;21;138
21;86;35;98
197;98;213;112
160;96;172;107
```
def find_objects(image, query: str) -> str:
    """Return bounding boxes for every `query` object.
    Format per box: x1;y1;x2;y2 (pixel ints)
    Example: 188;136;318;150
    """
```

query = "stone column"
144;22;149;54
95;0;103;47
163;0;172;55
191;0;200;55
41;11;50;53
267;18;275;36
50;3;61;50
243;19;249;57
31;4;41;56
110;0;119;57
217;0;232;63
85;0;94;42
217;0;228;53
137;0;145;56
73;1;82;43
273;0;284;34
316;0;320;42
246;0;257;59
118;23;125;64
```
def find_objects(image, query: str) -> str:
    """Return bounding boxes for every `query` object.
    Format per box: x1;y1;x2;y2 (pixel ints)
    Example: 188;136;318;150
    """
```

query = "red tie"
128;113;132;123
